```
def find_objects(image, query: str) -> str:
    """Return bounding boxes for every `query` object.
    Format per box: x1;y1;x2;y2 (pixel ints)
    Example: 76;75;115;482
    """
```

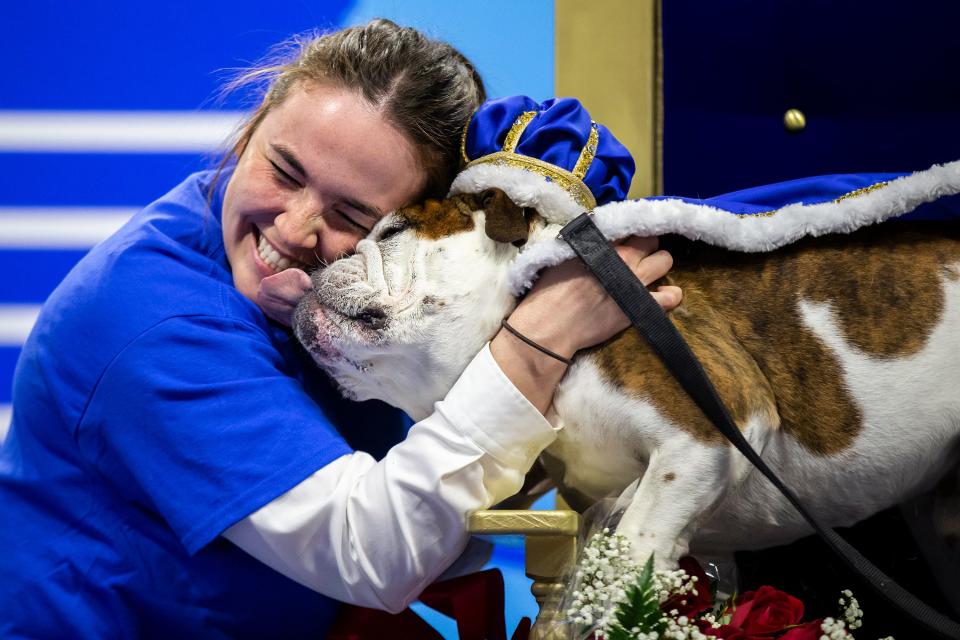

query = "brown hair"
220;19;486;199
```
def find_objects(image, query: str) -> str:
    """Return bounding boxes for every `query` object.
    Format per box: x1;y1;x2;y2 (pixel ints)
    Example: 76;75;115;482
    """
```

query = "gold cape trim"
734;181;891;219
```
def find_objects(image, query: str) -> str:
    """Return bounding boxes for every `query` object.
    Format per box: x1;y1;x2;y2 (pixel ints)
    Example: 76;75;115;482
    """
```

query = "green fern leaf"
606;555;667;639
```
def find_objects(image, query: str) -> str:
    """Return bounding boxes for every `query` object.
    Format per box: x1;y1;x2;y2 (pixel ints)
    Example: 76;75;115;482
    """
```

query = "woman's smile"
253;228;309;275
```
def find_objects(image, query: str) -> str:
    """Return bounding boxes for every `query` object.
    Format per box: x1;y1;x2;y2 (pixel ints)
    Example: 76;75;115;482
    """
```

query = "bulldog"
293;189;960;569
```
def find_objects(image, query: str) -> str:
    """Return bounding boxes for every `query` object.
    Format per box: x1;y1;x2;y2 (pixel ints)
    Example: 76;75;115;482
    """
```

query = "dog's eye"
379;224;406;242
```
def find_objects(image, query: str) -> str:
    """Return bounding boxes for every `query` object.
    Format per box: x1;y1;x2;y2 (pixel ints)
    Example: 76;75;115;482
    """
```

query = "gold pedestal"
467;509;580;639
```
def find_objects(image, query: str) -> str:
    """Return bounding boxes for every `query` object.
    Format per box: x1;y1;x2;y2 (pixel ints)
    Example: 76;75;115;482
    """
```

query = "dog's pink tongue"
256;268;312;327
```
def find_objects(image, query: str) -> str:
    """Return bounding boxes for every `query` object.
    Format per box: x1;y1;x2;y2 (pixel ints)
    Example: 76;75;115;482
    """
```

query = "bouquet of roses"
554;528;891;640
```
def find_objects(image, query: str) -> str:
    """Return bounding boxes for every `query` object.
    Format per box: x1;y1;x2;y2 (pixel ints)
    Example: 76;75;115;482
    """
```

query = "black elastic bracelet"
500;319;573;366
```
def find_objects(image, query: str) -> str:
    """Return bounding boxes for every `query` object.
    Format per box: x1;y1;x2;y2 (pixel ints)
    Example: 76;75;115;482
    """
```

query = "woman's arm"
223;343;553;612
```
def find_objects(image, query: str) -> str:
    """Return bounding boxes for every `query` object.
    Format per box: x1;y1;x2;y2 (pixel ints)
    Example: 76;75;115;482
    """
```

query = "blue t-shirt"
0;170;408;638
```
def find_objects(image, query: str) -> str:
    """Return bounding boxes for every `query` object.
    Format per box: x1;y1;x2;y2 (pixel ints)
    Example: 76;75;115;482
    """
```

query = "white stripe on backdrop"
0;404;10;444
0;305;41;347
0;111;246;153
0;208;137;248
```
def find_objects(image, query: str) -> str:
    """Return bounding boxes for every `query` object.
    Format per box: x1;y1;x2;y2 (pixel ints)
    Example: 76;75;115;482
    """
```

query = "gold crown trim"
466;151;598;210
501;111;537;154
572;122;599;180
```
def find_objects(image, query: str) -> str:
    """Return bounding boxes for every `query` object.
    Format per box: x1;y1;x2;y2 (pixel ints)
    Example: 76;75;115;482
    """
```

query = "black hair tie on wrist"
499;319;573;366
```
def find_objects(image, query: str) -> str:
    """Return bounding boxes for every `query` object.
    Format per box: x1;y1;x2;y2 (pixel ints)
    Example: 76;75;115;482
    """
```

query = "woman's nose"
273;203;320;253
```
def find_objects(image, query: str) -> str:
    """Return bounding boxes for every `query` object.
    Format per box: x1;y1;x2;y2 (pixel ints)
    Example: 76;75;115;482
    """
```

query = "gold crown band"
459;117;472;167
466;151;598;210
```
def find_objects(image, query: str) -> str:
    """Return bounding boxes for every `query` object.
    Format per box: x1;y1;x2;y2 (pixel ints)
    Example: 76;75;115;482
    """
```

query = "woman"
0;19;680;638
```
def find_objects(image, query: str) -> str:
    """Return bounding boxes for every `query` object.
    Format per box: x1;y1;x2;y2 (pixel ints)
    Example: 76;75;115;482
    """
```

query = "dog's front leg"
616;436;731;570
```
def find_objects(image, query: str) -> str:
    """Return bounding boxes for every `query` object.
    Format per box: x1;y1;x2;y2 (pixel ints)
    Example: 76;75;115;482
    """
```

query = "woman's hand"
510;236;681;357
490;236;681;413
256;268;313;326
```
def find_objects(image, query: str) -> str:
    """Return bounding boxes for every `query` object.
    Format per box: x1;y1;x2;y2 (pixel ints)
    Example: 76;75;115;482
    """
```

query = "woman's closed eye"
269;160;303;189
337;209;373;233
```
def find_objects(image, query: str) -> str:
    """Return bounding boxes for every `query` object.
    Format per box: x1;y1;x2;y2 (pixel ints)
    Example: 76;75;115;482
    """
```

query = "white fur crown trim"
508;159;960;295
449;162;587;224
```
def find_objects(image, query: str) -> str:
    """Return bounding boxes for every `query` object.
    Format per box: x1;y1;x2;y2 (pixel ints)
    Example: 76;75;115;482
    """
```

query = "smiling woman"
217;20;487;325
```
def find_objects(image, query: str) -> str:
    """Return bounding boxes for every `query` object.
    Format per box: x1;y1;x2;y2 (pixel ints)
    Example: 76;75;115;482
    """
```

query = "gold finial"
783;108;806;132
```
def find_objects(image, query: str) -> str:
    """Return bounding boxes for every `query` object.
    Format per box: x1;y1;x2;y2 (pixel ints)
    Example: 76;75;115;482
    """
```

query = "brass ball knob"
784;108;806;132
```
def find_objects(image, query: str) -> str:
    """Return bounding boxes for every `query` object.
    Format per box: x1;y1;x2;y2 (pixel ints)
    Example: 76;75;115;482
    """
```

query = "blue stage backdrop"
0;1;553;637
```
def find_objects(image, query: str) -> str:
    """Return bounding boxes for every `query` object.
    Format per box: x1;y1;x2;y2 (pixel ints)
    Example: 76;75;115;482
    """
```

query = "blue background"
0;1;554;636
661;0;960;197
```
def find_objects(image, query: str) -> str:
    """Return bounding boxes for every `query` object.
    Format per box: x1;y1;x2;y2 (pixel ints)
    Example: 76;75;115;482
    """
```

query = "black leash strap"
559;212;960;639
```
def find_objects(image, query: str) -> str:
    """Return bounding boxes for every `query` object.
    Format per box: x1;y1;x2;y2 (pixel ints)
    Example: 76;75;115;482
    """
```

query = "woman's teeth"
257;235;302;272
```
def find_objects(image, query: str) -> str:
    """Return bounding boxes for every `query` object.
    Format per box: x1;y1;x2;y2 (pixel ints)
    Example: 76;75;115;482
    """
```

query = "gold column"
468;509;580;639
555;0;662;197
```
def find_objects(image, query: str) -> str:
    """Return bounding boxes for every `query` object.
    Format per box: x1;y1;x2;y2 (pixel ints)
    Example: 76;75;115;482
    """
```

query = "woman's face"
222;82;427;304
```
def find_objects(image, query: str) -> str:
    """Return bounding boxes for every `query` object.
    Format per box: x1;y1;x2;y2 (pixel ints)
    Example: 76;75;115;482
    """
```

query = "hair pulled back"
227;19;486;199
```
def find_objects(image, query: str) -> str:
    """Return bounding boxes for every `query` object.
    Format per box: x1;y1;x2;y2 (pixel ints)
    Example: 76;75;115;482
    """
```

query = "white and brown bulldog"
293;186;960;570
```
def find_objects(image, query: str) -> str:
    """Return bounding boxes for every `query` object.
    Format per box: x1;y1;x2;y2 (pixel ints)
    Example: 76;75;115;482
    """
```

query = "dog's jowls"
293;189;960;569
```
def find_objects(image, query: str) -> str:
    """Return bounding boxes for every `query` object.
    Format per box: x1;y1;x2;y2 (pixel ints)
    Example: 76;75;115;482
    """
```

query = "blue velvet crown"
459;96;635;210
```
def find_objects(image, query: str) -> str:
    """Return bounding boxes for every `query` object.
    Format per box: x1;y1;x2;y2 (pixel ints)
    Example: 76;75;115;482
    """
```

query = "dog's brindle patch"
397;189;530;246
398;194;478;239
594;223;960;455
592;284;780;446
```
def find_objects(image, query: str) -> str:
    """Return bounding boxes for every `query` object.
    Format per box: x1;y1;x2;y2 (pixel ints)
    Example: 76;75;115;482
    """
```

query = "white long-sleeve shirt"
222;344;558;613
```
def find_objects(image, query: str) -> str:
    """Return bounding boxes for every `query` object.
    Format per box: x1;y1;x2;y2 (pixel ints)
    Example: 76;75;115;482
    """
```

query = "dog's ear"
480;188;530;248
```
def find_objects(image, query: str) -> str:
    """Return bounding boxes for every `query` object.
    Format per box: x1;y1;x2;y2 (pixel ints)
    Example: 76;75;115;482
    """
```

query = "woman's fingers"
613;237;673;285
616;234;659;259
256;268;313;326
632;249;674;285
652;285;684;311
616;239;680;308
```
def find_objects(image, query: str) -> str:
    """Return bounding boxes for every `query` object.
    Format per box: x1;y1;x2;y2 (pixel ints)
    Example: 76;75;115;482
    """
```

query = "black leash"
559;212;960;639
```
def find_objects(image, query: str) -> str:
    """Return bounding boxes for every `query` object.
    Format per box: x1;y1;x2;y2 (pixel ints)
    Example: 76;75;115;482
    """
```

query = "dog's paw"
623;532;685;571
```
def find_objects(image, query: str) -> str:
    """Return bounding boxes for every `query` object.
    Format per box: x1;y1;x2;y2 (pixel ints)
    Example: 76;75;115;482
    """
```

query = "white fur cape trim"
508;160;960;295
449;162;586;224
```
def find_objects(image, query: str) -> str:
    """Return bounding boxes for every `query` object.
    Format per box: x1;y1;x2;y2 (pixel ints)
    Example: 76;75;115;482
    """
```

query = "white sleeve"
221;343;558;613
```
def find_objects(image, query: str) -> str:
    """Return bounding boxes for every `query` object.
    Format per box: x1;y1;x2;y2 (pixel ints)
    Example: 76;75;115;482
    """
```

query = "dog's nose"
356;307;388;330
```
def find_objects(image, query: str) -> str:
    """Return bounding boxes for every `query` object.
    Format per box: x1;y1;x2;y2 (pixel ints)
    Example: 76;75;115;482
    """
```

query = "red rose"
779;619;824;640
661;556;714;617
729;586;805;634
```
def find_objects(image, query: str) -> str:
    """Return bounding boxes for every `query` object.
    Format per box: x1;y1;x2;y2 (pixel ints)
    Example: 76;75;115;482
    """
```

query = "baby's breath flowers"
566;528;640;633
820;616;854;639
559;528;892;640
566;528;708;640
839;589;863;630
564;529;706;639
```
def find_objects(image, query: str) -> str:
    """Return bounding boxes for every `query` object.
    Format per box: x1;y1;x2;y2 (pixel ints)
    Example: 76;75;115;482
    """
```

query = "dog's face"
294;189;541;419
